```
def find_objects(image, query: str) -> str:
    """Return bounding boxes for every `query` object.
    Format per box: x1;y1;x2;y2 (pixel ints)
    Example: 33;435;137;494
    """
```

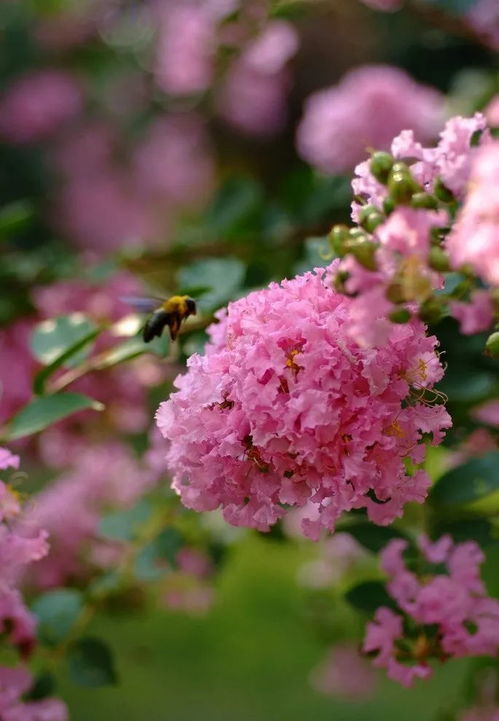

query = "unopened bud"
428;246;450;272
333;270;350;294
329;224;350;256
411;192;438;210
383;197;395;216
485;332;499;358
388;168;420;205
359;205;384;233
419;297;443;324
347;239;378;271
389;308;411;324
386;282;405;304
370;152;394;184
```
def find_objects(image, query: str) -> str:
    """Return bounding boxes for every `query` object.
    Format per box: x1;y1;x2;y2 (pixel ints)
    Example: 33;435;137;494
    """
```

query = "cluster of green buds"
327;150;469;326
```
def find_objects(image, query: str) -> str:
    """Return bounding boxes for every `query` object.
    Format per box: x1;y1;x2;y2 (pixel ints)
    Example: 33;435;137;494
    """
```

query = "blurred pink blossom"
0;71;82;144
364;536;499;686
155;5;215;95
218;20;298;137
297;65;443;173
25;443;156;588
0;320;38;425
0;665;68;721
467;0;499;51
450;290;494;335
447;139;499;286
472;401;499;429
310;643;377;699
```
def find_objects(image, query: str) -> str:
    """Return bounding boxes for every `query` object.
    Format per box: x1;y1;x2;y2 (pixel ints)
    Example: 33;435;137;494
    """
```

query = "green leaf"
67;637;117;688
430;452;499;508
0;200;33;237
430;517;496;546
33;326;102;395
424;0;476;14
6;393;104;440
97;332;170;369
99;500;152;542
178;258;245;311
31;314;98;367
205;176;262;237
32;590;83;646
134;528;184;581
343;523;412;554
25;671;57;701
345;581;398;615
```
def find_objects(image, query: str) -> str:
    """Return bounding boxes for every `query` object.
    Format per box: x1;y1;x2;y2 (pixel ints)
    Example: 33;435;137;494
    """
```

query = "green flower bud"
411;192;438;210
389;308;411;324
333;270;350;294
329;224;350;256
385;282;405;304
383;197;395;216
388;171;419;205
359;205;384;233
485;332;499;358
370;152;394;184
347;239;378;271
428;246;450;272
418;297;443;324
434;178;455;203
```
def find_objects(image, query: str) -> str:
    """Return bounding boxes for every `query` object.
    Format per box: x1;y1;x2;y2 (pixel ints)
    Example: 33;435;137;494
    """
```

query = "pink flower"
359;0;402;9
450;290;494;335
485;96;499;127
310;643;376;699
0;320;39;425
156;264;449;540
352;114;488;216
133;114;214;207
25;443;156;588
0;71;81;144
217;20;298;137
467;0;499;51
472;400;499;428
0;665;67;721
154;5;215;95
297;65;443;173
363;536;499;684
447;139;499;286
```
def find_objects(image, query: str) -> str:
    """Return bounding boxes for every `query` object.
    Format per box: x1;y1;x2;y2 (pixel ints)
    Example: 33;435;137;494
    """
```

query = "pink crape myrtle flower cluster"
156;263;451;540
331;113;497;345
297;65;444;174
363;535;499;686
0;448;67;720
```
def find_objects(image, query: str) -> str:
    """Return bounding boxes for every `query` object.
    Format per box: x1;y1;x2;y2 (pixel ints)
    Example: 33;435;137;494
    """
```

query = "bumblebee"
122;295;197;342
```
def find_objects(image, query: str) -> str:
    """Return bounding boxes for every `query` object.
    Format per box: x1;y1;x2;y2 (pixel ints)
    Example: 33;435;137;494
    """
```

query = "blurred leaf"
6;393;104;440
345;581;397;615
99;500;152;542
430;517;497;546
343;523;412;554
424;0;476;13
178;258;245;311
0;200;33;237
32;590;83;646
294;236;333;274
205;177;263;238
33;327;102;395
31;314;98;367
430;452;499;507
67;638;117;688
25;671;57;701
98;331;170;369
134;528;184;581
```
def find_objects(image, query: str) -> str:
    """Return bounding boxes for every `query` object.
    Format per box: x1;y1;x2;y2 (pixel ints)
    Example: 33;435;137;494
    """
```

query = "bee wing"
120;296;161;314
